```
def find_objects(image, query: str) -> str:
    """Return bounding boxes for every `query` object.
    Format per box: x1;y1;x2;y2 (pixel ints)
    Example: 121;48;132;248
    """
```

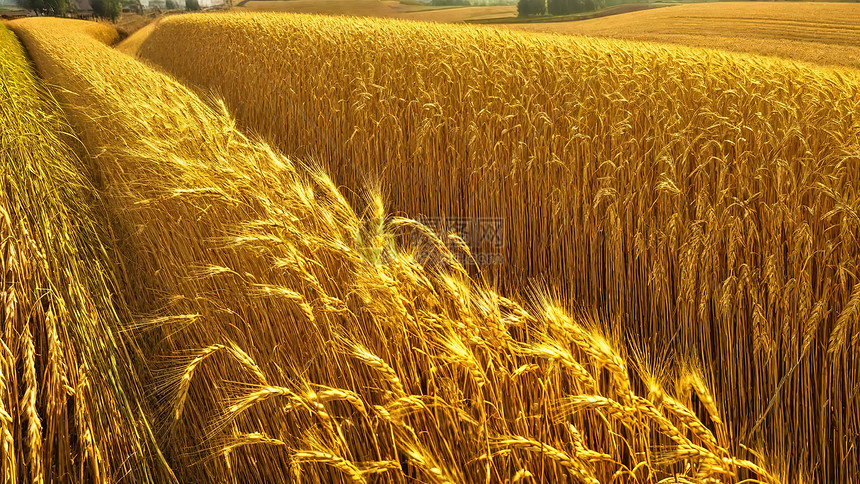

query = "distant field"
502;2;860;69
472;2;669;24
232;1;860;68
238;0;515;22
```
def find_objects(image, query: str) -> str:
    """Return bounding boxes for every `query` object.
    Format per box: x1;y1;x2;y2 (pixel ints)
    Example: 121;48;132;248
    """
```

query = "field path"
116;16;161;52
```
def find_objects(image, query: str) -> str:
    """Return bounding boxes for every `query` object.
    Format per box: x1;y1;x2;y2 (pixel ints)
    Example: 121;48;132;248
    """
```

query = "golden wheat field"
0;4;857;484
502;2;860;69
121;11;860;481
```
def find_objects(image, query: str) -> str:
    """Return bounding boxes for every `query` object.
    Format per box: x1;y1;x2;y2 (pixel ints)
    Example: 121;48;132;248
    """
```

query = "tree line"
16;0;200;22
18;0;123;20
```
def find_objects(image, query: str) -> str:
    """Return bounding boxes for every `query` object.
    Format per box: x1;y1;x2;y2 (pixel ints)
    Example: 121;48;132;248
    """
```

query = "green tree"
19;0;69;16
517;0;544;17
185;0;200;10
547;0;606;15
547;0;602;15
547;0;571;15
91;0;121;22
165;0;176;8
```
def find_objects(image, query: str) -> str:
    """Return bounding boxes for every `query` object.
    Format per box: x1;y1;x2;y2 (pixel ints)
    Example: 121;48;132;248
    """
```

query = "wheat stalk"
493;436;599;484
